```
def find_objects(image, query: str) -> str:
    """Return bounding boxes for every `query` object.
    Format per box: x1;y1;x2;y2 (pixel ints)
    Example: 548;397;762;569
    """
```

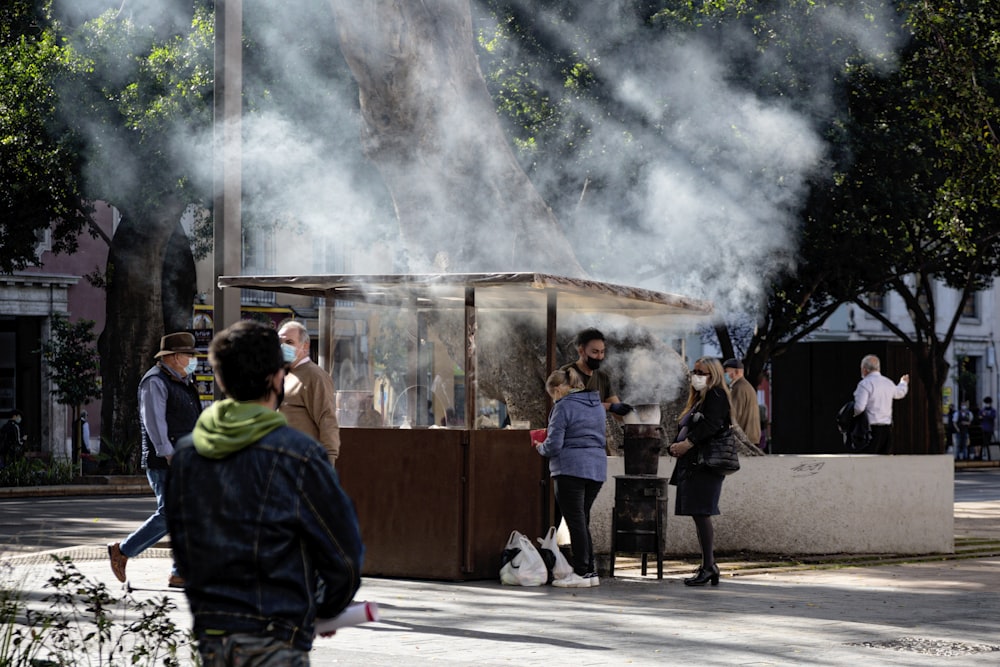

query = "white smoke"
54;0;906;318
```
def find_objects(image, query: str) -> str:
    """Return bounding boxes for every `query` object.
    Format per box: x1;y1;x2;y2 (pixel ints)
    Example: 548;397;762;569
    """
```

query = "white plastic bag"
537;525;574;583
499;530;548;586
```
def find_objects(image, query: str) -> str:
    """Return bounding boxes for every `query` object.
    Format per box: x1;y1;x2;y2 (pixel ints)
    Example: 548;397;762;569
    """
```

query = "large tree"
835;0;1000;452
327;0;584;275
57;2;213;454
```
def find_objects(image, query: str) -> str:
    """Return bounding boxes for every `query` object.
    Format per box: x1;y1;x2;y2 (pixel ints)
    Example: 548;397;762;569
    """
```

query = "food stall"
218;273;712;580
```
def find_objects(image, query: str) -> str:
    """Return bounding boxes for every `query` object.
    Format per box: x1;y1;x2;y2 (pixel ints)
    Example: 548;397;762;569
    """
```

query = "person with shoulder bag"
666;356;732;587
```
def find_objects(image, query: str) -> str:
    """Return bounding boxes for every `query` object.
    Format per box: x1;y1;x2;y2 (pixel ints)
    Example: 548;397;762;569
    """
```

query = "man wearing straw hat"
108;332;203;588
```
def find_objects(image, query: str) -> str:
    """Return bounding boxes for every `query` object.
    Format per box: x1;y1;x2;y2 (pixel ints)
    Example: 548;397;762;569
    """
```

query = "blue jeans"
955;431;969;460
120;468;176;574
553;475;602;575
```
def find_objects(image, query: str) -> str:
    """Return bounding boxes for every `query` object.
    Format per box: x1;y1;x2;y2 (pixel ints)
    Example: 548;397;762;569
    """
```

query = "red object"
530;428;547;446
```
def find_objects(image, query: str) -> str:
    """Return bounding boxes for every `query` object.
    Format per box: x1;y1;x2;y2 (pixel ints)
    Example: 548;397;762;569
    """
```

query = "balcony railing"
241;288;276;306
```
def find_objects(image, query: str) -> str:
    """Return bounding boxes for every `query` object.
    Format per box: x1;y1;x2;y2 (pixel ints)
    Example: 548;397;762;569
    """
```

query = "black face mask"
585;357;602;371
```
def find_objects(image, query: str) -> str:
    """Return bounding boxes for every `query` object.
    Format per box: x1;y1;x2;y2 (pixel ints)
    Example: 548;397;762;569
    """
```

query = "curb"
0;483;149;499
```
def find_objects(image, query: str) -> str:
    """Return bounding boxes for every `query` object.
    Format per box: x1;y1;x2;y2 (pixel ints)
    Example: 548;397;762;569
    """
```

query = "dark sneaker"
107;542;128;583
167;575;186;589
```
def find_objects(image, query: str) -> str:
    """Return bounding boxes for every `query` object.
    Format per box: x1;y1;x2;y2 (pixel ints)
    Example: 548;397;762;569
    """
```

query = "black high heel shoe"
684;563;720;587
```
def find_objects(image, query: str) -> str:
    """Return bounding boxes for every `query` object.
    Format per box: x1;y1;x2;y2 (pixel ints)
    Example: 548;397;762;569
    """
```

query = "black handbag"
697;427;741;475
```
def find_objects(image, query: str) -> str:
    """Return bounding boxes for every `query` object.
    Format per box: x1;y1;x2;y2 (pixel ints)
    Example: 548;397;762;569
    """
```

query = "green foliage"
0;0;93;273
62;4;215;211
97;435;140;476
0;457;74;488
1;555;197;665
38;314;102;408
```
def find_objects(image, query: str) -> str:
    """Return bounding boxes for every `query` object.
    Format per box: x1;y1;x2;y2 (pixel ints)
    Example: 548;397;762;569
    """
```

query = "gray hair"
861;355;881;373
279;320;310;346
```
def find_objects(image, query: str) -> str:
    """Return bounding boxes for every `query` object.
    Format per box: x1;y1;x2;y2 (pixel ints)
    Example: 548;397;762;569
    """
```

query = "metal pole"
213;0;243;352
464;287;476;429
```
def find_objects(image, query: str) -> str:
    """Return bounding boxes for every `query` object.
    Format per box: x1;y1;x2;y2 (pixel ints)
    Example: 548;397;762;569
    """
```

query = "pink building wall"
21;203;115;443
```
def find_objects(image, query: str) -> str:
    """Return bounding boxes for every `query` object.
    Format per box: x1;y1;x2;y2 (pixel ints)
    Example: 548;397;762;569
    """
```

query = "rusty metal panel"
338;428;465;579
465;429;549;579
337;428;548;580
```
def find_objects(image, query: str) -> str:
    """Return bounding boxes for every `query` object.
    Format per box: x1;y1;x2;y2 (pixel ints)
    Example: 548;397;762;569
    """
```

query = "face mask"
585;357;602;371
184;358;198;376
691;375;708;392
12;416;20;424
281;344;297;364
724;374;733;387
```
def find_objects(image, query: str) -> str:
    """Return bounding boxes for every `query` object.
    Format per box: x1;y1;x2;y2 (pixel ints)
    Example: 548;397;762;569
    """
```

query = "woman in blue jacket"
535;369;607;588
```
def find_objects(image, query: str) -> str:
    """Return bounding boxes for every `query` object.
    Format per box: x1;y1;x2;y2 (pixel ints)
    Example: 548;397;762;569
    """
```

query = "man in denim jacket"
166;321;364;664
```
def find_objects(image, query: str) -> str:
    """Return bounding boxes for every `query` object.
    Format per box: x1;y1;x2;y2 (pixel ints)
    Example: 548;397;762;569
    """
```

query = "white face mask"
691;375;708;392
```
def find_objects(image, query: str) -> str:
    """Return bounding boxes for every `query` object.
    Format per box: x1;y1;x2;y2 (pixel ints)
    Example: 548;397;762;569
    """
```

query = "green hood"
192;399;287;459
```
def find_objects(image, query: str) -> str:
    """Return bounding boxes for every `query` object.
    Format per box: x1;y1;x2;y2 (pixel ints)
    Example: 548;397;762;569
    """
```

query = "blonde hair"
681;356;731;415
546;368;584;395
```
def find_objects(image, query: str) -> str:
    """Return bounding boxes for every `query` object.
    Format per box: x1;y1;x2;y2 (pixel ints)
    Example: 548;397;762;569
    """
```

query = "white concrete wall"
591;454;954;556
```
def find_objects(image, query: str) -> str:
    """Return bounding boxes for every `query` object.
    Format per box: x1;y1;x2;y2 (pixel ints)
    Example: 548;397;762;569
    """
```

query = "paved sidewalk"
3;472;1000;666
6;542;999;666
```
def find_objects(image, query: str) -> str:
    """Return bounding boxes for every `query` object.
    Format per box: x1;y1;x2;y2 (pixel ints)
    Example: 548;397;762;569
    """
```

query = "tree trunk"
163;222;198;333
329;0;584;275
913;342;949;455
99;200;191;462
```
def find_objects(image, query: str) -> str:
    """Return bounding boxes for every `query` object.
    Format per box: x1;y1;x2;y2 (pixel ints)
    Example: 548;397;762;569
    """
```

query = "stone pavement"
3;470;1000;666
5;548;999;666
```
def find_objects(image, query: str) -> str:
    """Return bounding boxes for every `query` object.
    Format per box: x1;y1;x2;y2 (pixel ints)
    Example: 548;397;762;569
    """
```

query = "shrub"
0;458;75;488
0;556;198;665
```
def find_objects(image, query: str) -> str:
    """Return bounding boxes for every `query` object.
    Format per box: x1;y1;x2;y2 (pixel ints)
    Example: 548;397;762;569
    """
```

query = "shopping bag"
499;530;548;586
536;525;574;584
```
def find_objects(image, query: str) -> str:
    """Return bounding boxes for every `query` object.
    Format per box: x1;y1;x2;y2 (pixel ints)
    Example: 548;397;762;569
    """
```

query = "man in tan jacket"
277;320;340;465
723;358;761;447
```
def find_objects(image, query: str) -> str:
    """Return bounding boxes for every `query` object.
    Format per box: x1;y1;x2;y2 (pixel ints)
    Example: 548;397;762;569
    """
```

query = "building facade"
1;204;116;458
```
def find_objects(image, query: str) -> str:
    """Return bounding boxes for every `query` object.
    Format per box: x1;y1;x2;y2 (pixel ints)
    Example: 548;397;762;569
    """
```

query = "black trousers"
870;424;892;454
553;475;602;575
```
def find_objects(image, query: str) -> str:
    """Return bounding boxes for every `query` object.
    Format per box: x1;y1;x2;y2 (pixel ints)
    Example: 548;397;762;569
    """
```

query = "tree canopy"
0;0;92;273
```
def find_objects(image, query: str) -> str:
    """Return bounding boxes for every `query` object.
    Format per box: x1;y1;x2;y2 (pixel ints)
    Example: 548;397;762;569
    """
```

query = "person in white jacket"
853;354;909;454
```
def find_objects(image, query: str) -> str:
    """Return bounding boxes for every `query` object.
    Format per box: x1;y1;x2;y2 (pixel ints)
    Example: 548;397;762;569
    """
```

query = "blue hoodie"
537;390;607;481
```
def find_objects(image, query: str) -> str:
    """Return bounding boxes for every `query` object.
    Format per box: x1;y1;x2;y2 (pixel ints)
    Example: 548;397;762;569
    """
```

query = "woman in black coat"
667;356;732;586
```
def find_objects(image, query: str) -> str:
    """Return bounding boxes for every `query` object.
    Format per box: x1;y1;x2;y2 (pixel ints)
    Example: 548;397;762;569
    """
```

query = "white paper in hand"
314;601;380;637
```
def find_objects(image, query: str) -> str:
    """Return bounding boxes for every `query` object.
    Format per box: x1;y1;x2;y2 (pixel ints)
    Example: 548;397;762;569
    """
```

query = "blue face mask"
281;344;297;364
184;357;198;376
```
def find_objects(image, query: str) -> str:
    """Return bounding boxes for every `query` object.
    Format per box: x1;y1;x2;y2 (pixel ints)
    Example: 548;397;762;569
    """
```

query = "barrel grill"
610;424;667;579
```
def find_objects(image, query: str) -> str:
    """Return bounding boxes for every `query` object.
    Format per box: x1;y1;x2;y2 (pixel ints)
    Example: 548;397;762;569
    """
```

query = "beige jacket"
279;359;340;464
729;376;761;445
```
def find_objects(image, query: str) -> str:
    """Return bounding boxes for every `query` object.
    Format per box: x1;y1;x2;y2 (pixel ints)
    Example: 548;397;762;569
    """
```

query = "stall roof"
218;272;713;321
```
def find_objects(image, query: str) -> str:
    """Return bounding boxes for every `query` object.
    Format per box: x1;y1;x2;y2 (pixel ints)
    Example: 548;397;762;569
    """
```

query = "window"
242;226;275;273
961;293;979;320
34;227;52;254
241;226;276;305
916;291;931;318
865;292;886;313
